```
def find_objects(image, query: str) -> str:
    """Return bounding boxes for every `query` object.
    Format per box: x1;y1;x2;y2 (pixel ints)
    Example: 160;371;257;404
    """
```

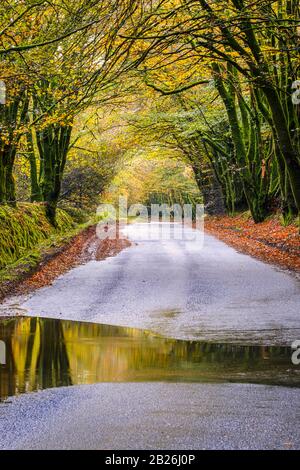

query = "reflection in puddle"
0;316;299;400
150;309;181;319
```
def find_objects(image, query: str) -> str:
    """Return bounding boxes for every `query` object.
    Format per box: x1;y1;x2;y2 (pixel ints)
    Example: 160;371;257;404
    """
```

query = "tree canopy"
0;0;299;227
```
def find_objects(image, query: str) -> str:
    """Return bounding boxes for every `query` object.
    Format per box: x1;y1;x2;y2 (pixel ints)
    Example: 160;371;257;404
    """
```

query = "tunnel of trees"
0;0;299;228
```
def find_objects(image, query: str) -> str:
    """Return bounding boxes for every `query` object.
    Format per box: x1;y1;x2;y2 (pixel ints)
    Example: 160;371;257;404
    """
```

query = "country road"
1;222;300;450
15;222;300;345
1;0;300;453
1;383;300;450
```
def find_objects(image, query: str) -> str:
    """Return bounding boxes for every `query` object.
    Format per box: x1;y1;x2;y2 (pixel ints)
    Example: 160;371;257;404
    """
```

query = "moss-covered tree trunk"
5;147;17;205
261;85;300;219
27;130;42;203
192;162;225;216
36;124;72;226
0;146;17;206
212;63;269;223
0;155;6;203
229;0;300;222
0;86;29;205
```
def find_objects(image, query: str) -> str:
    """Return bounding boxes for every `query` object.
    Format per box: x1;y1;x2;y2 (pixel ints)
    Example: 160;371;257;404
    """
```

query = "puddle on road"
0;316;299;400
150;309;181;319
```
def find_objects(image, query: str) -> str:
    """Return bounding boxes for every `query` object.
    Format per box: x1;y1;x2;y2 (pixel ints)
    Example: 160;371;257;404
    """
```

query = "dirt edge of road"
0;224;131;302
1;216;298;305
204;215;300;275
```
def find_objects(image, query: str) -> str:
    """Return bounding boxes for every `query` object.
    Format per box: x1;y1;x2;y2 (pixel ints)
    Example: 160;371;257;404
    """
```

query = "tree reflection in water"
0;316;298;400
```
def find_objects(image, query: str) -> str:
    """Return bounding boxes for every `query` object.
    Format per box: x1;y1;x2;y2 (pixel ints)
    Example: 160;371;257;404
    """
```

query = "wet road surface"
15;222;300;345
0;383;299;450
0;222;300;449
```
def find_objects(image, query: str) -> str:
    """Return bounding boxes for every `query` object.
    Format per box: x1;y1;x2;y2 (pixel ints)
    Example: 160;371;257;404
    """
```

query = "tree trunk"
0;155;6;203
212;63;268;222
36;124;72;226
27;130;42;202
262;85;300;219
5;147;17;206
192;163;225;216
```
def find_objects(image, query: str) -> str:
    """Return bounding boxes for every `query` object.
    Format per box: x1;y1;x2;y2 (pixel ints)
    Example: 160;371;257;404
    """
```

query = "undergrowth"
0;203;74;270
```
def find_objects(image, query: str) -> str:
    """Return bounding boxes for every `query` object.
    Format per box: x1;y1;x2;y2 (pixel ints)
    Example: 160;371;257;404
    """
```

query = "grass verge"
0;204;95;300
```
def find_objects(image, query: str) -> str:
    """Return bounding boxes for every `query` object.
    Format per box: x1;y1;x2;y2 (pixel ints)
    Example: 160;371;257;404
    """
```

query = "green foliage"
104;151;202;208
1;1;300;230
0;203;74;269
59;205;90;225
60;166;109;211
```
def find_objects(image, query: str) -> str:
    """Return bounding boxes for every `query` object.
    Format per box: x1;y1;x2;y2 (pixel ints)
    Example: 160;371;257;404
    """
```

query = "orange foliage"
204;215;300;273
